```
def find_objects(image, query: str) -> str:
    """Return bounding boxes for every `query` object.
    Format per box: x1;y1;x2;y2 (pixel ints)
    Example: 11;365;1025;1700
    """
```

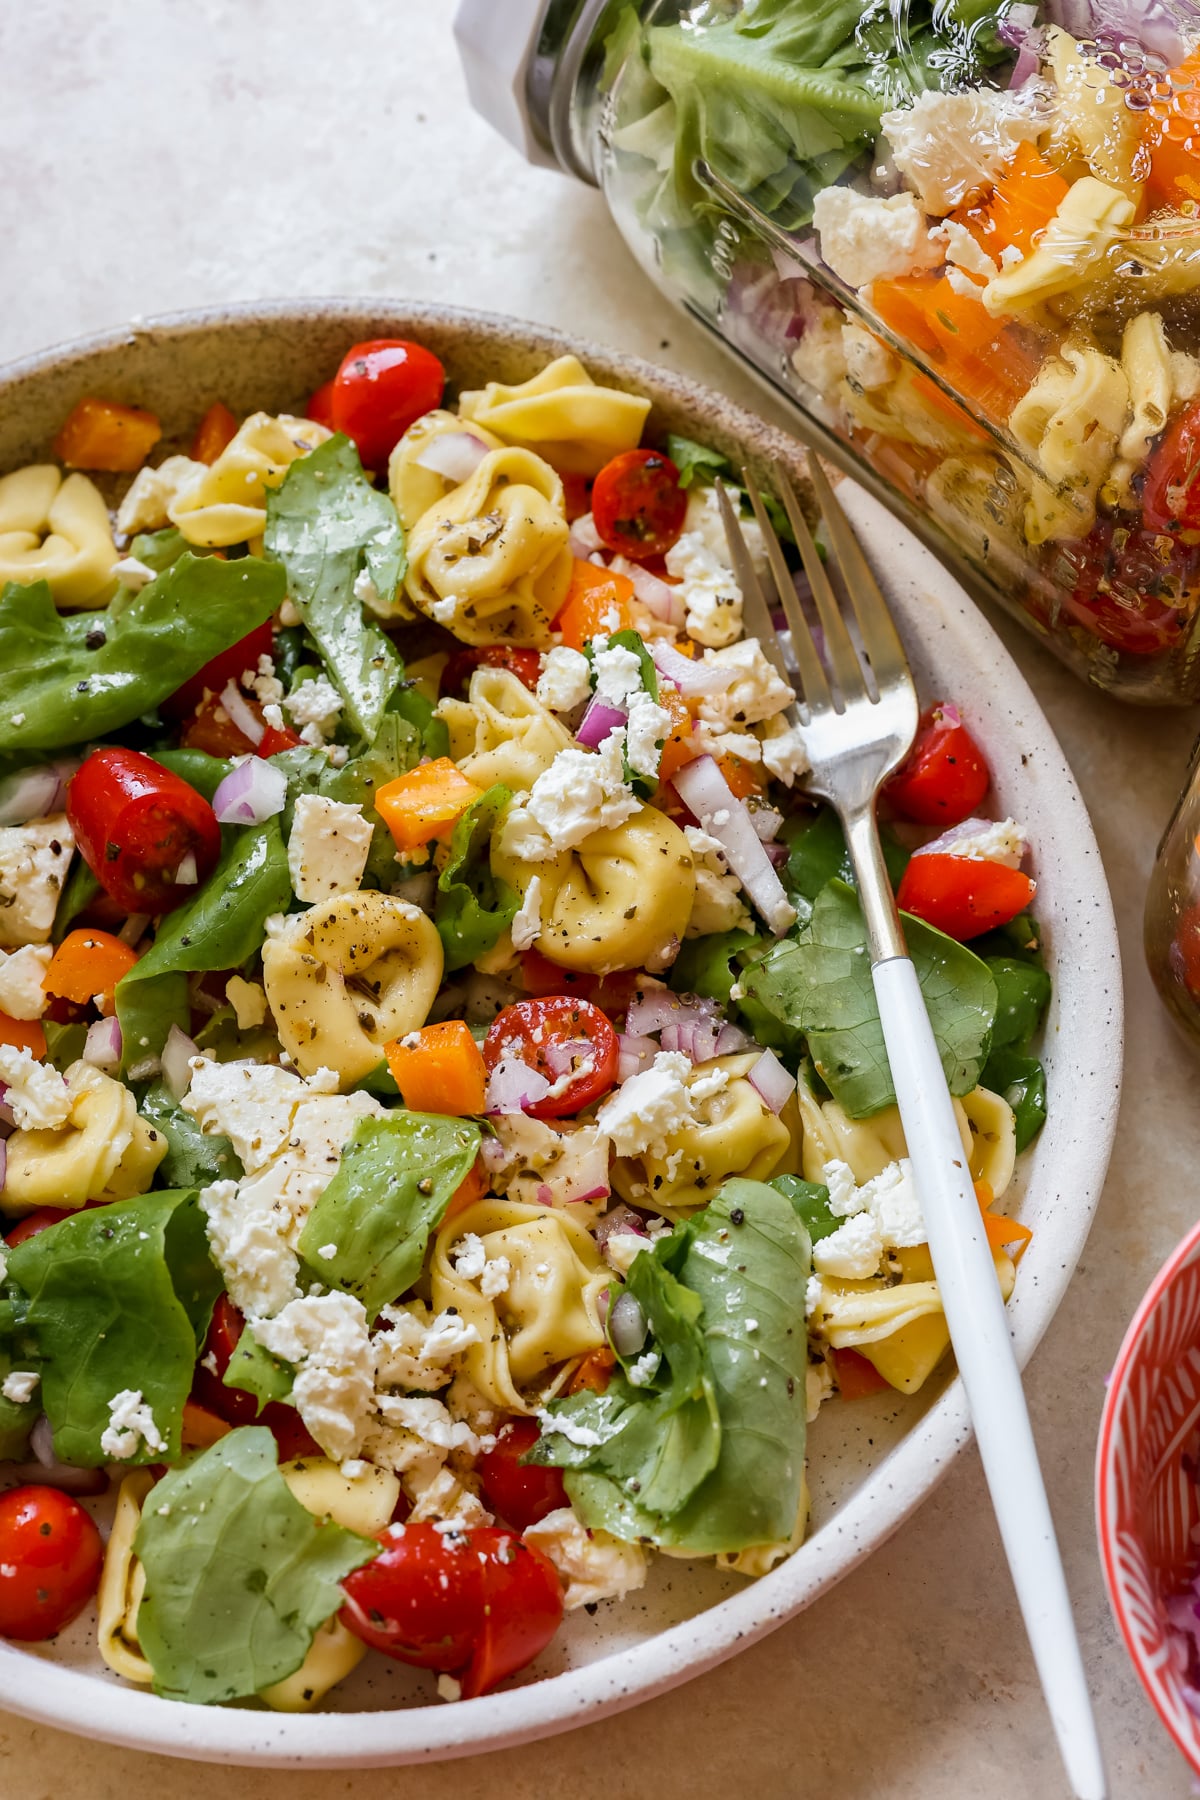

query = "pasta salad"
0;340;1048;1709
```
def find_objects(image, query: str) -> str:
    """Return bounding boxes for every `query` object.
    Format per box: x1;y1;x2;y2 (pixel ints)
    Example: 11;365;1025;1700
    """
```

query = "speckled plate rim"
0;299;1123;1766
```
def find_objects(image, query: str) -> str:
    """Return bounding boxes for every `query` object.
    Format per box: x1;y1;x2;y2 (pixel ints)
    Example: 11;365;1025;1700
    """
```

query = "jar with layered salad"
458;0;1200;702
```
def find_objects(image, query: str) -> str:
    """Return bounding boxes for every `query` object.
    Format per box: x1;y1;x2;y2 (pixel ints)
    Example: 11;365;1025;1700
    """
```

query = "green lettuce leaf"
150;748;233;803
223;1328;295;1410
298;1111;481;1319
434;783;519;973
0;557;285;753
780;808;909;918
319;711;425;888
985;955;1051;1053
115;819;291;1067
51;856;100;942
744;878;998;1116
139;1081;242;1188
8;1189;222;1466
265;435;406;740
980;1046;1047;1152
770;1171;839;1244
133;1426;375;1703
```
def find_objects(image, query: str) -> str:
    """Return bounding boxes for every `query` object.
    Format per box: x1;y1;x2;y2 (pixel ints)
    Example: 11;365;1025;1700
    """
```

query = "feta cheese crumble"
524;1506;648;1610
283;674;343;745
595;1051;694;1159
880;87;1043;216
510;874;544;952
537;645;592;714
523;736;639;853
255;1292;376;1463
0;944;52;1020
100;1389;166;1460
941;817;1027;869
451;1233;512;1299
0;1044;70;1129
0;1369;38;1405
0;816;75;948
811;188;940;290
286;793;375;903
665;530;743;649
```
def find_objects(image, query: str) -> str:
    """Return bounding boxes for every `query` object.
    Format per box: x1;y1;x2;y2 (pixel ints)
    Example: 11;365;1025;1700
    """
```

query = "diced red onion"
212;756;287;825
912;817;1026;868
486;1056;551;1115
671;756;795;937
747;1047;795;1115
934;701;962;728
391;870;438;914
569;1184;610;1205
0;759;77;829
595;1204;648;1250
575;696;627;749
596;1285;611;1328
413;431;491;484
161;1024;199;1100
479;1134;508;1172
536;1183;553;1206
611;557;685;626
625;988;717;1039
219;681;266;747
569;513;604;556
765;840;788;867
12;1417;109;1494
562;1135;611;1207
543;1037;596;1080
617;1034;658;1082
715;1022;755;1055
83;1015;123;1071
751;807;783;844
649;639;737;696
609;1291;648;1357
660;1017;721;1063
175;852;199;885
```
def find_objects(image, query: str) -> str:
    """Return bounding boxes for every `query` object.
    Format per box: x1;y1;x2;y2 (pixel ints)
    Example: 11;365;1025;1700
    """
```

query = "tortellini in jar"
404;447;571;647
0;464;117;609
796;1079;1016;1200
2;1062;166;1216
431;1198;609;1413
492;803;696;975
458;355;652;476
609;1052;800;1217
1009;345;1129;545
165;412;332;548
387;408;504;530
438;665;571;793
261;892;444;1088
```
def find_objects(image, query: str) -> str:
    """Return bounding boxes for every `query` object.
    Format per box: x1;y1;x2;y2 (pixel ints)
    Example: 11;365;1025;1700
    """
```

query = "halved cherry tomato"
161;620;275;721
305;379;338;431
339;1521;563;1698
0;1487;104;1641
67;748;222;917
1053;522;1193;657
190;1295;321;1461
560;472;592;522
591;448;687;559
483;997;619;1120
519;949;640;1020
258;721;304;757
331;339;446;472
1143;398;1200;532
180;688;265;758
4;1205;96;1247
884;704;990;826
897;853;1036;941
831;1347;891;1400
439;645;542;700
476;1419;567;1531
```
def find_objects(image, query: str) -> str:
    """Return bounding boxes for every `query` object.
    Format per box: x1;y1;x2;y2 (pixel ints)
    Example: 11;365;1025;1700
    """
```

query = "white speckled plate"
0;301;1122;1766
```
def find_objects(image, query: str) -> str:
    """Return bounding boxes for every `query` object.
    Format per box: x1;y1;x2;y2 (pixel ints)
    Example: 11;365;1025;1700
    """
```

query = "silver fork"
717;465;1107;1800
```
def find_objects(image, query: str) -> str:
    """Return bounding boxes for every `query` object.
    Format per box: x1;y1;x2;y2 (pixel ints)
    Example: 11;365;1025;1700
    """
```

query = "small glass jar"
459;0;1200;704
1146;732;1200;1033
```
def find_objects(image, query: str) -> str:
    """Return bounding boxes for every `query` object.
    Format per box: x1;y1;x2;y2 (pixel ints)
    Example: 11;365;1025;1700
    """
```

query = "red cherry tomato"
5;1203;106;1247
191;1295;321;1461
67;748;221;917
305;379;338;432
1143;398;1200;532
560;472;592;522
1054;522;1191;658
161;621;274;722
0;1486;104;1641
1171;900;1200;1000
331;339;446;472
897;853;1036;942
591;448;687;559
179;689;265;759
439;646;542;701
257;721;304;757
476;1418;567;1531
884;704;990;826
339;1522;563;1698
519;949;640;1020
483;997;619;1120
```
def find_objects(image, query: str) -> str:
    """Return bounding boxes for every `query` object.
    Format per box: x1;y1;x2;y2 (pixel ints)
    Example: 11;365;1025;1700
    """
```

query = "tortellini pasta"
261;892;444;1087
438;665;571;793
2;1062;166;1216
404;446;571;647
609;1052;800;1217
492;802;696;975
983;176;1135;319
458;355;652;476
1009;344;1129;544
431;1198;609;1413
1102;311;1174;508
1047;28;1143;193
387;408;504;529
796;1080;1016;1200
97;1470;155;1684
260;1614;367;1713
149;412;331;548
0;464;117;608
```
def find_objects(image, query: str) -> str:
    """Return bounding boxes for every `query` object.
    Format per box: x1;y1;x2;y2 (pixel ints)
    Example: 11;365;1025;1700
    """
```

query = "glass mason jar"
1146;730;1200;1034
458;0;1200;703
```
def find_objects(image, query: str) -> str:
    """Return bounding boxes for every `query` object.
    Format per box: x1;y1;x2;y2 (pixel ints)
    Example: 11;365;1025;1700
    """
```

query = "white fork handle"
871;955;1108;1800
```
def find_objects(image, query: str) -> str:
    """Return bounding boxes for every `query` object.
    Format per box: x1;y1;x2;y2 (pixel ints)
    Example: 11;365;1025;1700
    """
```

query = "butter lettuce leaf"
7;1189;222;1466
298;1111;482;1319
0;557;285;754
434;783;519;973
139;1081;241;1189
134;1426;375;1703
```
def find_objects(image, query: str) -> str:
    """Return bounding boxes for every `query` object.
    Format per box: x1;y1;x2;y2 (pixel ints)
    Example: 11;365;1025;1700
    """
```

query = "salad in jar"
0;336;1045;1709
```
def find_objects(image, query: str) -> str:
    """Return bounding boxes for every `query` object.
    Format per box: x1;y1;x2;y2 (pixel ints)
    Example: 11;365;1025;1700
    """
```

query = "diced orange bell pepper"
375;758;483;855
385;1020;487;1117
0;1013;45;1057
871;272;1039;425
444;1155;489;1222
52;397;162;473
716;753;763;801
553;559;636;651
567;1347;616;1395
43;929;138;1007
181;1400;233;1449
951;143;1069;260
656;687;695;783
1140;51;1200;212
976;1179;1034;1259
832;1346;892;1400
190;401;239;464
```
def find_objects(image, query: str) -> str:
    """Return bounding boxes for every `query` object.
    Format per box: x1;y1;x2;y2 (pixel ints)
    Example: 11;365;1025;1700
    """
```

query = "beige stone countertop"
0;4;1196;1796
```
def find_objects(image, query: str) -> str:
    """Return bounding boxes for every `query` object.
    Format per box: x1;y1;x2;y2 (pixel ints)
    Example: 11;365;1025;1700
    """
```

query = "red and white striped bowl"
1097;1218;1200;1773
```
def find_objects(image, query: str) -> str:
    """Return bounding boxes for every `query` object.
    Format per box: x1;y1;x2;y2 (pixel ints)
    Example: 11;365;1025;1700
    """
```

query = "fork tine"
742;479;833;714
798;458;913;692
756;467;864;704
713;481;793;693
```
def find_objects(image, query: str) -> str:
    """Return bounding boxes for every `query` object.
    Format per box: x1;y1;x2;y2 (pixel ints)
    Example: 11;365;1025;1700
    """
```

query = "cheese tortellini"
438;665;571;793
610;1051;801;1217
97;1471;155;1684
492;802;696;975
796;1079;1017;1199
431;1199;609;1412
118;412;332;549
404;447;571;647
387;408;504;529
0;464;117;608
262;892;444;1087
1009;343;1129;543
458;355;652;476
2;1062;166;1216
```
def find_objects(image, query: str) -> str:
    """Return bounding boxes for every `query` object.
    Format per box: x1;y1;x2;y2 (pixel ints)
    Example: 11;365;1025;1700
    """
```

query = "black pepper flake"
85;627;107;650
729;1207;745;1226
